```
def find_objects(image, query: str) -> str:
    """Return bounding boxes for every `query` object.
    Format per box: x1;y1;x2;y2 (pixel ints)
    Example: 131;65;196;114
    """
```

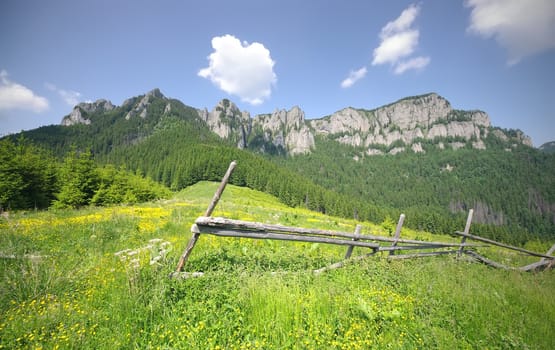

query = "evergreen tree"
53;148;100;208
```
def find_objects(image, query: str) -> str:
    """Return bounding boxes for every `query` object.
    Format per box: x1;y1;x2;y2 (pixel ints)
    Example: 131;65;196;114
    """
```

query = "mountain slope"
539;141;555;154
6;88;554;241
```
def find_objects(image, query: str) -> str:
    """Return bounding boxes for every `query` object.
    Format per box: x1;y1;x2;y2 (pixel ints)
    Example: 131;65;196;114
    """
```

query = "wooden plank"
174;161;237;274
389;214;405;256
196;216;361;239
520;260;555;272
521;243;555;272
454;232;555;260
463;250;512;270
457;209;473;257
387;250;459;260
195;217;482;248
195;225;380;249
378;244;475;252
344;225;362;259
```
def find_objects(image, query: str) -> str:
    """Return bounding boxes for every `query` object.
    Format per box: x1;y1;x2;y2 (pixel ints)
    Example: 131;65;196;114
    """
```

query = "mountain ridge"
61;89;533;156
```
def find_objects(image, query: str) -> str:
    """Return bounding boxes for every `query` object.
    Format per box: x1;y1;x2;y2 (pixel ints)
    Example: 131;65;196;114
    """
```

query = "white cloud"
198;34;277;105
394;56;430;75
0;70;49;113
380;3;420;39
465;0;555;65
372;30;419;65
45;82;82;106
371;3;429;74
341;67;368;88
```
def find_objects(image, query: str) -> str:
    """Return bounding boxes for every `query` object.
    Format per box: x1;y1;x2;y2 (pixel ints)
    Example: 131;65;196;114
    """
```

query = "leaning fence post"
344;225;362;259
173;161;237;274
389;214;405;256
457;209;474;257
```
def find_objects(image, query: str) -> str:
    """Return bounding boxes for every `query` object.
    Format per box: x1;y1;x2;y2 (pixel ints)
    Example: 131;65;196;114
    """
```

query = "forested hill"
4;89;555;242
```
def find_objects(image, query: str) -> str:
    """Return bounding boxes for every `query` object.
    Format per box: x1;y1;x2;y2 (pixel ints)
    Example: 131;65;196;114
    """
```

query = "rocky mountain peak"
124;88;167;120
201;99;251;148
251;106;313;154
61;99;115;126
146;88;164;99
310;92;503;155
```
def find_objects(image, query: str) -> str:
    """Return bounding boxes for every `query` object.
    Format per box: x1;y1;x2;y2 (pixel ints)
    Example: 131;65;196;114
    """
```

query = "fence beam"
454;231;555;260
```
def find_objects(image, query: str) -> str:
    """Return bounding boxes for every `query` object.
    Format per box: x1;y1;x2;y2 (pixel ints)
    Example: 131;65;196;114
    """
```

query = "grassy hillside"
1;182;554;349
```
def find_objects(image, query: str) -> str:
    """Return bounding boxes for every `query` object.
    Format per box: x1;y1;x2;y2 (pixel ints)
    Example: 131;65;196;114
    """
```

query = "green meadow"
1;182;554;349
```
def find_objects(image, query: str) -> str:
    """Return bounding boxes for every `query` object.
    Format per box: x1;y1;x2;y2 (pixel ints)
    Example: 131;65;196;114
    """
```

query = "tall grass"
1;182;554;349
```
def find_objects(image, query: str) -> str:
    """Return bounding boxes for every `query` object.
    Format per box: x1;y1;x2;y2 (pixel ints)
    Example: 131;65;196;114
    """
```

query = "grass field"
1;181;554;349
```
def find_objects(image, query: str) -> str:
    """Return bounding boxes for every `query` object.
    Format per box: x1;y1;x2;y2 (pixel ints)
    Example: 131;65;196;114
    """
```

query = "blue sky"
1;0;554;146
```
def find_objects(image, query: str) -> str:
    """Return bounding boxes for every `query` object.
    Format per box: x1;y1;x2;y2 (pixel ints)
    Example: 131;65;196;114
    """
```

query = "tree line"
0;137;170;211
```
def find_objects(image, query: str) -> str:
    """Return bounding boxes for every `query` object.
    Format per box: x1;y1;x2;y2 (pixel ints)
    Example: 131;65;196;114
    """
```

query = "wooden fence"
172;161;555;276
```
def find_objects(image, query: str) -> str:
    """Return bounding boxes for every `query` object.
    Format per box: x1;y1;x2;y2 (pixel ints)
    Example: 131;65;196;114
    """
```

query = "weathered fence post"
344;225;362;259
389;214;405;256
173;161;237;274
457;209;473;257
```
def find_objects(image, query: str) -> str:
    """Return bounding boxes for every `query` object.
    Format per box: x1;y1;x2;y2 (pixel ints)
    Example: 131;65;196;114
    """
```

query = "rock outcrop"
61;99;115;126
198;102;314;154
310;93;495;154
60;89;533;156
199;99;251;149
124;88;166;120
252;106;314;154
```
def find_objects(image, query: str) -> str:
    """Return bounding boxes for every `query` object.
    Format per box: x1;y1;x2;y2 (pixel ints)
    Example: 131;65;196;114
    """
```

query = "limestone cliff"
310;93;498;155
60;89;533;156
61;99;115;126
252;106;314;154
199;99;251;149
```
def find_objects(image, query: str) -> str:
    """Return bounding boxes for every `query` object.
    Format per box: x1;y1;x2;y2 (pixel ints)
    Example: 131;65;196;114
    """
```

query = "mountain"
61;90;532;156
7;88;555;242
194;92;532;155
539;141;555;154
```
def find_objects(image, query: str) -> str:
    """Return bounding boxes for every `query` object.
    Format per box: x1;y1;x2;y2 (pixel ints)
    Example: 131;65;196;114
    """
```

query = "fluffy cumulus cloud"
372;3;430;73
45;83;82;106
465;0;555;65
340;67;368;88
0;70;49;113
198;34;276;105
